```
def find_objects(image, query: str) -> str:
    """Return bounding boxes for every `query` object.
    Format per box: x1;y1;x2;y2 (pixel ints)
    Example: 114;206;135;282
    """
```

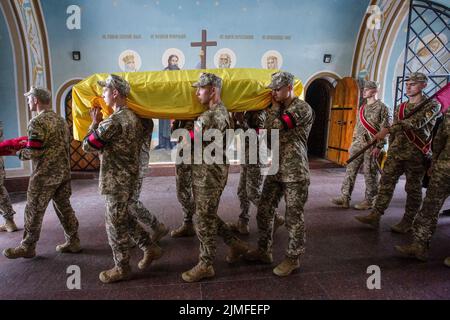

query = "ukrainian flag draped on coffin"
71;68;303;141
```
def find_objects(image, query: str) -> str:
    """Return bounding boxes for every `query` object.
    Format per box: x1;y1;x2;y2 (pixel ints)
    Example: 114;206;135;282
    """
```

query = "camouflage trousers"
257;175;309;259
237;164;263;222
128;176;159;230
413;161;450;246
176;163;195;223
21;179;79;249
0;170;15;220
341;141;379;202
193;186;237;265
105;193;151;269
373;153;426;223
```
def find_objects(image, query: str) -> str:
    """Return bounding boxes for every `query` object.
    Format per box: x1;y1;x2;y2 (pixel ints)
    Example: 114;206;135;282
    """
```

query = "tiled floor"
0;165;449;300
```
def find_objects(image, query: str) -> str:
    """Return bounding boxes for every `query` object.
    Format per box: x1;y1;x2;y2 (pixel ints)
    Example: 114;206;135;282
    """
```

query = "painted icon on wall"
162;48;185;70
214;48;237;69
262;50;283;70
118;50;142;72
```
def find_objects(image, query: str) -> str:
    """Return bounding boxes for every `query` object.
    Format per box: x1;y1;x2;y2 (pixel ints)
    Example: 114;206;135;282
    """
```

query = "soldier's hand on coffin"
371;147;381;159
90;107;103;124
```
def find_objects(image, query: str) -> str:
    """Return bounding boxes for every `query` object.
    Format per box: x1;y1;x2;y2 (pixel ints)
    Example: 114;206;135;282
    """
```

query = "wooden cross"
191;29;217;69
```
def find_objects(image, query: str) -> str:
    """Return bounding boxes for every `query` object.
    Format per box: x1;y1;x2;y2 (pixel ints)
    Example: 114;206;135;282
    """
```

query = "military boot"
99;265;131;284
354;211;381;228
3;245;36;259
170;222;196;238
331;196;350;208
226;239;250;263
354;199;373;210
244;248;273;264
390;218;413;234
273;257;300;277
138;243;163;270
181;261;215;283
227;219;249;235
395;242;428;261
151;222;169;243
273;213;285;234
0;218;18;232
444;257;450;268
56;237;82;253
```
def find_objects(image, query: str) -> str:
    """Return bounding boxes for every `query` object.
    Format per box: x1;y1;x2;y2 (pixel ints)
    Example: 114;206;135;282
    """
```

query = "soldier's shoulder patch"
425;110;434;118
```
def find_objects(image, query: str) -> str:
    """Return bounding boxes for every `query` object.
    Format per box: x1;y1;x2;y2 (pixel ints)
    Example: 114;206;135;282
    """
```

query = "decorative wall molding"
352;0;409;98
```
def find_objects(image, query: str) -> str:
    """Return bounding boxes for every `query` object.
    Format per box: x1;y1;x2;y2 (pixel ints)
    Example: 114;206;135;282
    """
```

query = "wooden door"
326;77;359;165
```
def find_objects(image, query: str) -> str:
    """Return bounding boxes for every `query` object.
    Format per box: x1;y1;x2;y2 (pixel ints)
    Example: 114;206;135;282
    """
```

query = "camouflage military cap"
405;72;428;83
364;80;380;89
97;74;131;97
192;72;223;89
267;71;295;90
24;86;52;102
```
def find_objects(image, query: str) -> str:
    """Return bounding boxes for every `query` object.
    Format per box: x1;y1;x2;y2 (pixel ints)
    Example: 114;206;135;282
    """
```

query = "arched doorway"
305;79;333;158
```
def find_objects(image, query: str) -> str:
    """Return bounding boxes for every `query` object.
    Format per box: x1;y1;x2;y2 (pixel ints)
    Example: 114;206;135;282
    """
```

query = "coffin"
71;68;303;141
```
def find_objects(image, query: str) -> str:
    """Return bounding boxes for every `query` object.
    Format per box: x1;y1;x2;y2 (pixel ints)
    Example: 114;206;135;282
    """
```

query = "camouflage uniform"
235;110;266;222
372;97;441;223
0;123;16;221
18;108;79;249
256;73;314;260
192;100;241;265
128;118;161;230
83;106;151;269
413;111;449;246
172;120;195;224
340;97;391;203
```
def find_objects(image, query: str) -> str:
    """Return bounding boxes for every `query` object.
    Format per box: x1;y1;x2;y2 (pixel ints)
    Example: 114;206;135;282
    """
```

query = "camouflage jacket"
265;97;314;182
432;111;449;165
192;102;230;189
138;118;154;177
18;110;71;186
234;110;266;131
82;106;141;195
388;98;441;160
353;99;392;148
235;110;267;165
172;120;195;159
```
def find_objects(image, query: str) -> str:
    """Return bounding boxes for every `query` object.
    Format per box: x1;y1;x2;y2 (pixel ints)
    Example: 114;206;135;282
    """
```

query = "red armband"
86;130;106;150
280;112;296;130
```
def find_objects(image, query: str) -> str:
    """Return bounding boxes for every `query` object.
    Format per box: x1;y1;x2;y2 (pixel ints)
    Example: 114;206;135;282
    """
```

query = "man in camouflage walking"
244;71;314;277
0;122;18;233
181;72;249;283
395;110;448;262
3;87;81;259
170;119;196;238
128;117;169;244
83;75;161;283
228;110;285;234
331;80;391;210
355;72;441;233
